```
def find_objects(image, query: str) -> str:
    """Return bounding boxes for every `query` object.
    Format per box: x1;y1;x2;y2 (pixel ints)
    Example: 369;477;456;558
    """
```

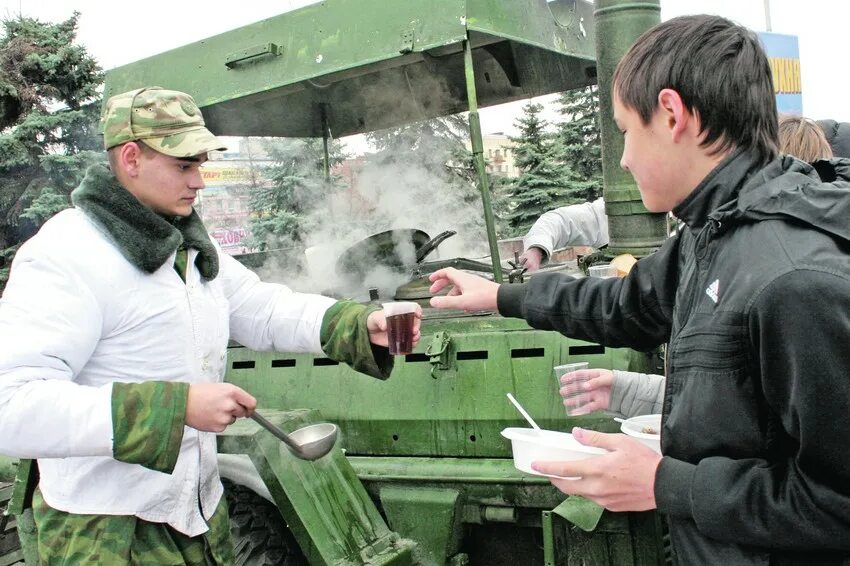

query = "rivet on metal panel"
425;331;452;378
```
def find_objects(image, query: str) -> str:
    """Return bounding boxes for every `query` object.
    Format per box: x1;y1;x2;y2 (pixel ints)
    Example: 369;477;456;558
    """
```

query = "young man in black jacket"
428;14;850;565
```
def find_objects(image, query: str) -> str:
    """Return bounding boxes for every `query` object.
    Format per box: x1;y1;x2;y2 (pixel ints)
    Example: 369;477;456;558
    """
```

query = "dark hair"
613;15;778;165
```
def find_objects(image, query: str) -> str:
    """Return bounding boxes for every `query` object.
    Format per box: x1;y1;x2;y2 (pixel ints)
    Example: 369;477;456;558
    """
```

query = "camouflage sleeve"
320;301;393;380
111;381;188;473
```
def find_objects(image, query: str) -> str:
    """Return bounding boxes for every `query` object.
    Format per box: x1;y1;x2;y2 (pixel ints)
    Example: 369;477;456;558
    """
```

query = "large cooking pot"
335;228;456;285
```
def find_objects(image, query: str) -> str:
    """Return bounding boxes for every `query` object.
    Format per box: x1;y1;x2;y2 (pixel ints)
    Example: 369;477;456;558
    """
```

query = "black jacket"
499;151;850;564
818;119;850;159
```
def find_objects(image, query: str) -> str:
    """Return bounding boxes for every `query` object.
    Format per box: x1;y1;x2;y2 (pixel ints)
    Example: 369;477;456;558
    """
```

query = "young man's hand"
519;247;545;272
366;305;422;348
559;368;614;415
532;428;662;512
428;267;500;312
186;383;257;432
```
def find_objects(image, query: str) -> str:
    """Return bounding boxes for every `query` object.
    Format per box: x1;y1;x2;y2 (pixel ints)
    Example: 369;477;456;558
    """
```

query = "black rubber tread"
223;480;307;566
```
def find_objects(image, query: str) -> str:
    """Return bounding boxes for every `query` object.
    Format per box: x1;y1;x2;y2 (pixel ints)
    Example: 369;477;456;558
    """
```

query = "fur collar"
71;164;219;279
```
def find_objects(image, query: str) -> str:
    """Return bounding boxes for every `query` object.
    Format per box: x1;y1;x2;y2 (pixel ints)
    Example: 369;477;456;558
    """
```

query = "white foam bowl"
501;427;607;478
619;414;662;454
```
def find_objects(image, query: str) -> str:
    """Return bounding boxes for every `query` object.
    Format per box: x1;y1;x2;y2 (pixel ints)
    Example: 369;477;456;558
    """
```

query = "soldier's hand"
186;383;257;433
429;267;500;312
519;247;545;272
367;306;422;348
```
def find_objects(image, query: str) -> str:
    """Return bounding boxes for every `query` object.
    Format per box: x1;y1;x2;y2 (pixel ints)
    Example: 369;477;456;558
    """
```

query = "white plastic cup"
382;301;418;355
553;362;590;415
588;264;617;278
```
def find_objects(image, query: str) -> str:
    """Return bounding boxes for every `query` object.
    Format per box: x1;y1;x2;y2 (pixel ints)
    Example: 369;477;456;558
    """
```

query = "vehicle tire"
223;480;307;566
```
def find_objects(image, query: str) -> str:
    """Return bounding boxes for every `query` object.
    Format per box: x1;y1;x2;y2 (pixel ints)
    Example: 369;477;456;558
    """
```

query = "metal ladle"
250;412;339;461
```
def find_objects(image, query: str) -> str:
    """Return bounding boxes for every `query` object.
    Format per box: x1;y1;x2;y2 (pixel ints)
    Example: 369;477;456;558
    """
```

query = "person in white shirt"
0;86;420;564
519;197;608;271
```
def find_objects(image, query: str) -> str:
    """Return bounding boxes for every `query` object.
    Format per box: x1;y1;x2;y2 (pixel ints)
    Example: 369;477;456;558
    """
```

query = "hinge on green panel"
224;42;281;68
399;27;415;54
425;331;452;379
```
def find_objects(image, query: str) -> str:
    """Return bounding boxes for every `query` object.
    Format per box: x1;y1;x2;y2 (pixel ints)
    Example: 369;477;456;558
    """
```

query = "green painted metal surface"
379;486;462;566
463;39;503;282
103;0;596;138
225;311;658;458
218;409;417;565
0;458;15;483
595;0;668;256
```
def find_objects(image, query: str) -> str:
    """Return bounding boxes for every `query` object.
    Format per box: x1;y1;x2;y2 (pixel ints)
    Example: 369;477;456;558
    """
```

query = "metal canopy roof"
104;0;597;138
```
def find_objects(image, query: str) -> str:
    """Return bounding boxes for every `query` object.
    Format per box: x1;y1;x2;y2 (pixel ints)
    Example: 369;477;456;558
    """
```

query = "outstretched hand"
532;427;662;512
366;304;423;348
428;267;500;312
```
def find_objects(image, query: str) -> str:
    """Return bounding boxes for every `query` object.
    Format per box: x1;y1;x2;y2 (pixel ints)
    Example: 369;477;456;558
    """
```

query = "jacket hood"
714;156;850;244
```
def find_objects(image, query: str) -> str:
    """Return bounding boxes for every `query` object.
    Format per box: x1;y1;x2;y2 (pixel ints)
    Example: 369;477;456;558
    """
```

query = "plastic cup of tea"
382;301;418;356
588;264;617;279
553;362;590;415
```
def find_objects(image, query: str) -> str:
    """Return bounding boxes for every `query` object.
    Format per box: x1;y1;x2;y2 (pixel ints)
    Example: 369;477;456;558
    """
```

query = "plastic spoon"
506;393;541;431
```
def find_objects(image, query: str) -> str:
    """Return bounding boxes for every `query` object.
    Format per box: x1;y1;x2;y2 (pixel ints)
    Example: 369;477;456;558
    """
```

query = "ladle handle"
250;412;303;453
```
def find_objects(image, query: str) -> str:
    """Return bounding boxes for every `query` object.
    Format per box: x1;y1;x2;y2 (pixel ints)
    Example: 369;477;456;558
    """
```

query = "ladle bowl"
251;412;339;461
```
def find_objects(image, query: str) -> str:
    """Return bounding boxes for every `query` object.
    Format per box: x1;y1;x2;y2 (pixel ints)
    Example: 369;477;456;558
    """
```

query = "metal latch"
399;27;415;54
425;331;452;378
225;43;281;68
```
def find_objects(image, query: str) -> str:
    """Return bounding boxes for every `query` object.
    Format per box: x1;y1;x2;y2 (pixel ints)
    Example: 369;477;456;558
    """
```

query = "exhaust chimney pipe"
594;0;668;257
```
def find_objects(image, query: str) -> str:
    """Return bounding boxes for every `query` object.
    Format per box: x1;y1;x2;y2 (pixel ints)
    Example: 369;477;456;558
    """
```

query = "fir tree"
246;137;346;258
0;13;102;289
501;102;577;235
554;85;603;202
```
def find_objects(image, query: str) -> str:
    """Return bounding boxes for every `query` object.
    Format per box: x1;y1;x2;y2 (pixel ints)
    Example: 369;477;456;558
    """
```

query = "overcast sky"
3;0;848;143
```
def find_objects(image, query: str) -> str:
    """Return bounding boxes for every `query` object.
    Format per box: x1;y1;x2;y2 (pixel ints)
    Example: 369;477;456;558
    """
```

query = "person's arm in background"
559;368;665;417
521;198;609;271
609;370;665;417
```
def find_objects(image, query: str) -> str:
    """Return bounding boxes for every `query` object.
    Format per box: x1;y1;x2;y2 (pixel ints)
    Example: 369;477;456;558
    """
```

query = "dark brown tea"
386;312;415;355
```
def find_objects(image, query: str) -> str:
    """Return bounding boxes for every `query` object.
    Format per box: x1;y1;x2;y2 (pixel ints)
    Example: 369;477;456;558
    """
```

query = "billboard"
758;32;802;115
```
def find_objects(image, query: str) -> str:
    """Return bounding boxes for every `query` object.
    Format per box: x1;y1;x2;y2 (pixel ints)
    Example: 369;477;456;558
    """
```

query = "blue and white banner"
758;32;802;115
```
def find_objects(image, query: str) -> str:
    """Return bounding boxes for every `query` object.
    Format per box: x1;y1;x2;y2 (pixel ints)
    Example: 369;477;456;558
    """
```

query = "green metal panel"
103;0;597;138
379;486;462;566
218;409;417;565
225;312;657;458
0;457;15;483
466;0;597;62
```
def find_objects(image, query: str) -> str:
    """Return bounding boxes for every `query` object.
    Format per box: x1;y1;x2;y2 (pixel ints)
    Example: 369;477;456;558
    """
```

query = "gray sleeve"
608;370;665;417
523;198;610;259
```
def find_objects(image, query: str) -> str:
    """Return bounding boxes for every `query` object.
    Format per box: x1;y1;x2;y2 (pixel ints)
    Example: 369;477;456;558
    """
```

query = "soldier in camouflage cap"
102;86;227;157
1;83;420;565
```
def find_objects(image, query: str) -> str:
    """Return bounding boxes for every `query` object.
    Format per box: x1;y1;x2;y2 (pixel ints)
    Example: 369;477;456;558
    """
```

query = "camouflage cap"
101;87;227;157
